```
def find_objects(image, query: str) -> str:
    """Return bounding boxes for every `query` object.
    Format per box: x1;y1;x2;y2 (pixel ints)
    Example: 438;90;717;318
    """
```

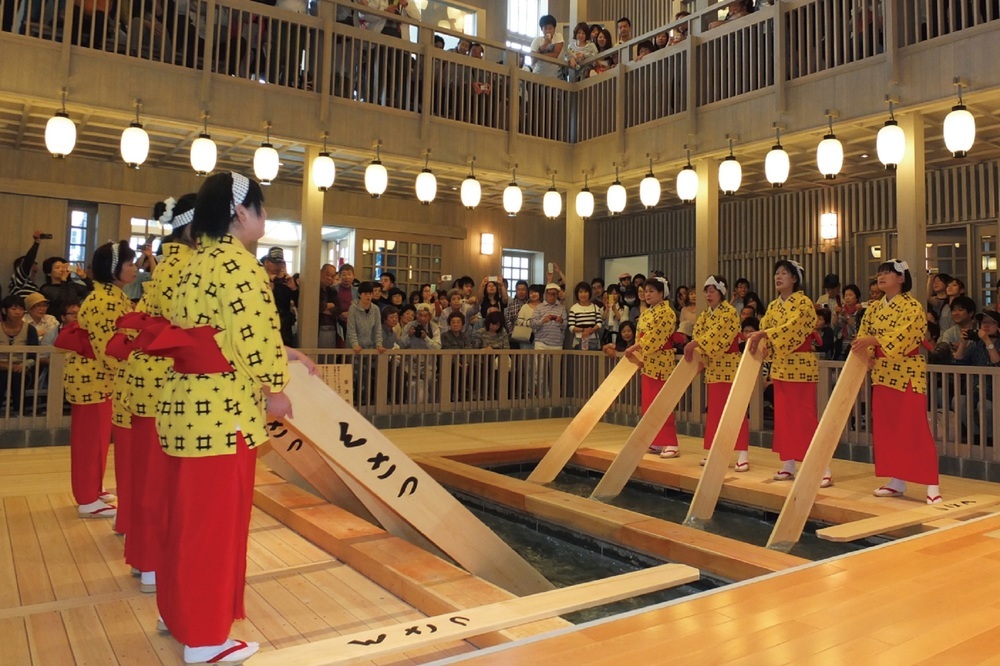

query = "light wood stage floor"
3;419;1000;664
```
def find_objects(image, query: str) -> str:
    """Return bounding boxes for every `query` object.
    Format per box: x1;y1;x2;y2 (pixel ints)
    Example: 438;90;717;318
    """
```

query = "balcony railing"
6;345;999;476
2;1;997;145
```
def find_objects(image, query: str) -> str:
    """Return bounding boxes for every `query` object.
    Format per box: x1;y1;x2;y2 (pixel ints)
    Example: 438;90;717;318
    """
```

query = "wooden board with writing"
317;364;353;404
253;562;698;666
816;495;1000;542
274;363;553;596
527;354;641;485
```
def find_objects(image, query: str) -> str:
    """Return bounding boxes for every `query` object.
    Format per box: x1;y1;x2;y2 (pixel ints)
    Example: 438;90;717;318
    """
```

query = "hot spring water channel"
452;465;869;623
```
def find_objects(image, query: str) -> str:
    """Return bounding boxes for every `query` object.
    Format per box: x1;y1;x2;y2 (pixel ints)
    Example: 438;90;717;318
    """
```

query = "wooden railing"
4;345;999;471
2;1;996;145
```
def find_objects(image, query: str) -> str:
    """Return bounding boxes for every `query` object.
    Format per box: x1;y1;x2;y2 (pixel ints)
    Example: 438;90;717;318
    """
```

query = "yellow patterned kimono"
693;301;742;384
760;291;818;382
156;234;289;457
121;242;193;418
858;293;928;394
636;301;677;380
64;282;133;406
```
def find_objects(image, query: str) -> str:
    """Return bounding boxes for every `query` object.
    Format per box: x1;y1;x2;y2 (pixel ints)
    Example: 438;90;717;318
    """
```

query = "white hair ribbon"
892;258;910;274
159;197;177;225
654;276;671;299
703;276;727;297
230;172;251;217
109;241;120;275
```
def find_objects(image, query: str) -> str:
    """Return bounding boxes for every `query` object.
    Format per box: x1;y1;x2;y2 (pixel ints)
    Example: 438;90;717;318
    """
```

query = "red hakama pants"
157;433;256;647
772;379;818;462
704;381;749;451
123;416;169;572
112;424;132;536
641;374;678;448
70;400;112;505
872;384;940;485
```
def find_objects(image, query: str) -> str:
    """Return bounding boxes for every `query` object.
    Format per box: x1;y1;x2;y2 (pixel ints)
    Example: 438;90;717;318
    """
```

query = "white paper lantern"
253;142;279;185
120;121;149;169
313;152;336;191
190;132;217;176
816;120;843;180
415;168;436;204
718;155;742;195
576;186;595;219
765;144;790;187
45;111;76;158
943;104;976;158
460;173;481;209
676;164;698;202
639;171;661;209
877;119;905;170
503;180;522;216
365;160;388;198
543;186;562;219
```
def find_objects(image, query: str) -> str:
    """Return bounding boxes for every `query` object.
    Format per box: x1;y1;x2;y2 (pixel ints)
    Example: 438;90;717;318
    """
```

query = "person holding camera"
9;231;50;298
262;247;299;347
399;303;441;350
954;310;1000;367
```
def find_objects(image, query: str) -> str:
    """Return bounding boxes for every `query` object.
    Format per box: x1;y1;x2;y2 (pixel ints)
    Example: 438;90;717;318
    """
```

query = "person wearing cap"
153;173;315;665
59;241;137;522
531;283;568;350
618;272;632;290
747;259;831;487
684;275;749;470
116;193;197;596
23;292;58;345
853;259;943;504
625;276;682;457
262;246;299;347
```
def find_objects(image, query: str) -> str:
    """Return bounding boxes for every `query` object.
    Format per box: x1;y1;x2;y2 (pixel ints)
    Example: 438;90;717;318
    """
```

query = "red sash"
53;322;96;359
146;325;233;374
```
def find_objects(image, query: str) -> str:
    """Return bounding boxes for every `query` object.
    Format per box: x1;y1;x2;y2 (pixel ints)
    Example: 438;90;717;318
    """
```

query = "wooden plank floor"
0;448;473;665
452;512;1000;665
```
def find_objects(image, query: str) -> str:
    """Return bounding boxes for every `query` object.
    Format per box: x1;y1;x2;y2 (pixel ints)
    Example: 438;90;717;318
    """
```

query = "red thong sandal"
772;470;794;481
185;640;260;666
874;486;904;498
79;505;117;519
927;495;944;505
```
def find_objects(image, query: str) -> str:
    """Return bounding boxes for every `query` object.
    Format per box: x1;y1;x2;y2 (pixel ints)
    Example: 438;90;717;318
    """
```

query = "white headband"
703;276;727;297
891;258;910;274
230;172;251;216
172;209;194;228
787;259;804;283
653;276;671;299
110;241;120;275
158;197;177;225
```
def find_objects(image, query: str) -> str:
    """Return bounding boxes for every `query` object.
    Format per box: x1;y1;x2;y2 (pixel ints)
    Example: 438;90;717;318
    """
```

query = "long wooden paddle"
591;350;702;500
528;352;642;484
766;351;870;550
278;363;553;596
684;346;764;525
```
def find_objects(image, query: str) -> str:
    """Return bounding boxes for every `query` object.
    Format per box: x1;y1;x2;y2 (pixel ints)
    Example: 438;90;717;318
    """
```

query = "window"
67;204;97;267
501;251;532;299
508;0;547;41
129;216;172;254
361;238;442;295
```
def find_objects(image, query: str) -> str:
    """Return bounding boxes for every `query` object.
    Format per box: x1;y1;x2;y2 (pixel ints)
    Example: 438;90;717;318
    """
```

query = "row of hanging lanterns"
42;83;982;214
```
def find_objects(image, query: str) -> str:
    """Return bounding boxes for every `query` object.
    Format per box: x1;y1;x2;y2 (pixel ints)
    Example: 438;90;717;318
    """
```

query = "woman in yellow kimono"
152;172;314;665
852;259;942;504
747;260;831;486
61;241;136;518
625;276;682;457
684;275;749;470
116;193;197;593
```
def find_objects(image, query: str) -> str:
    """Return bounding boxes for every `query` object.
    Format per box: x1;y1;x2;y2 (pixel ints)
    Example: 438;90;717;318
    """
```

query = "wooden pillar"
565;189;584;286
694;158;720;300
298;145;325;349
896;111;927;307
